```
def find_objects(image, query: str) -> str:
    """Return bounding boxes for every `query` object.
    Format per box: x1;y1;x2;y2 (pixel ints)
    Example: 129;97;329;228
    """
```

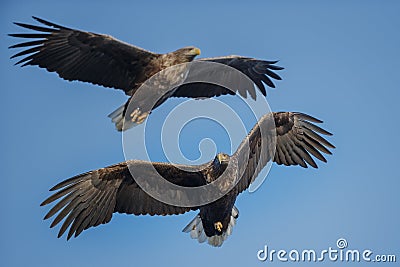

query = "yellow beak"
217;154;224;164
193;48;201;56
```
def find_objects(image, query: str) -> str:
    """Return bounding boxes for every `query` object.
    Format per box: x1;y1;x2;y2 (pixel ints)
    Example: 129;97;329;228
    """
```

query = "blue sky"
1;1;399;266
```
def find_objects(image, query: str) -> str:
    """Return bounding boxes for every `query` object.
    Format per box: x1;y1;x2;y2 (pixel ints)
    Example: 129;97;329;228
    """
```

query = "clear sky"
1;1;399;266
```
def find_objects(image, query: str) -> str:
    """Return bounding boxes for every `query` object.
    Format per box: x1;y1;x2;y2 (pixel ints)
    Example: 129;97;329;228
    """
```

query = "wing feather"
13;21;56;32
9;17;159;95
41;160;207;239
232;112;334;194
172;56;283;99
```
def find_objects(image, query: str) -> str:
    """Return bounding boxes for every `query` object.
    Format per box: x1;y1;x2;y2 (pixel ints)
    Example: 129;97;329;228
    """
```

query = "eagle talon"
130;109;141;122
129;109;148;124
130;108;140;118
214;221;223;232
136;112;149;124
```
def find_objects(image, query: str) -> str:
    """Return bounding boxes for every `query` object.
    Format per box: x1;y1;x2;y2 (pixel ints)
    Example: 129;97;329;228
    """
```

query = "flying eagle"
9;17;283;131
41;112;335;246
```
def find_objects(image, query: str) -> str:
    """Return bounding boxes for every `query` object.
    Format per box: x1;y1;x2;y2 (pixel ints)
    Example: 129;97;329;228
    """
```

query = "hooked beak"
193;48;201;56
217;154;227;164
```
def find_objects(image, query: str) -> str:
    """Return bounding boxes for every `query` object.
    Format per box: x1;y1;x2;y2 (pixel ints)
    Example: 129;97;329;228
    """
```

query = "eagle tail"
108;103;150;131
182;206;239;247
108;104;125;131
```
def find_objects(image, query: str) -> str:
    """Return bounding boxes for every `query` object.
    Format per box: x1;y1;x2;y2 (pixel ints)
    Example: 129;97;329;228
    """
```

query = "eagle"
41;112;335;246
9;17;283;131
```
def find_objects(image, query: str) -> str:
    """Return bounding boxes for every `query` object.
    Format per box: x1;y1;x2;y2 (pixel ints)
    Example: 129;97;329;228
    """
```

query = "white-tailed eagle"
9;17;283;130
41;112;334;247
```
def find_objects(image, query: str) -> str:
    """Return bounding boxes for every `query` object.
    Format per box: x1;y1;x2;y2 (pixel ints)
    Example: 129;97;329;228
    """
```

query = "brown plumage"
9;17;284;130
41;112;334;246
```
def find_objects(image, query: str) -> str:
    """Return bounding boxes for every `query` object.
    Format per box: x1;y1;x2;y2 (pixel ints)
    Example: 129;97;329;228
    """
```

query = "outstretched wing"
9;17;160;95
41;160;207;240
172;56;283;99
232;112;335;194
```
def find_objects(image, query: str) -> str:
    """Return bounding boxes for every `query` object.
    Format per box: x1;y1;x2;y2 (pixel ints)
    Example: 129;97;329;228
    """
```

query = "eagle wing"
41;160;207;239
232;112;335;194
172;56;283;99
9;17;159;95
10;18;283;102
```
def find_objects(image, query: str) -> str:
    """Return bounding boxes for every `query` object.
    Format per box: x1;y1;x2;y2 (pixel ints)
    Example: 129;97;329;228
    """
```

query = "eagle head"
205;153;230;183
216;153;230;165
213;152;230;171
171;46;201;62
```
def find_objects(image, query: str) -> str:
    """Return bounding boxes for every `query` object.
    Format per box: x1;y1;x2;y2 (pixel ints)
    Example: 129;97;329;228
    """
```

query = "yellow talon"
136;112;149;124
214;221;223;232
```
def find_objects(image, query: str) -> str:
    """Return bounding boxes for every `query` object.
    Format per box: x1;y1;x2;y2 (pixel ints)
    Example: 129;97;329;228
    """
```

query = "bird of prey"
9;17;283;131
41;112;335;247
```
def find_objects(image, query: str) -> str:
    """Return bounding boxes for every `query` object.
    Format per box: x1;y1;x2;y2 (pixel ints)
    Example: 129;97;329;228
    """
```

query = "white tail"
182;206;239;247
108;104;125;131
